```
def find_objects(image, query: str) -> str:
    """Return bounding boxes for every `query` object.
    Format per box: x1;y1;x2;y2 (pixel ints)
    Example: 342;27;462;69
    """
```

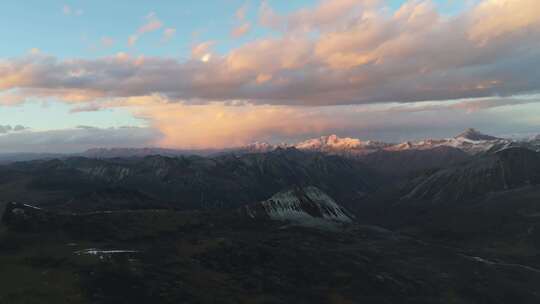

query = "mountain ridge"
2;128;538;162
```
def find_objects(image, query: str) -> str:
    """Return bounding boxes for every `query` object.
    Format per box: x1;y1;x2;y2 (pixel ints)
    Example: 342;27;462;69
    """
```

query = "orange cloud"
106;94;540;149
469;0;540;43
128;97;342;149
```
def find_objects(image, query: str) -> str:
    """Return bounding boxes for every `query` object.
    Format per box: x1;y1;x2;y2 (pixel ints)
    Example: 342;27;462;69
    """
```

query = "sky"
1;0;540;152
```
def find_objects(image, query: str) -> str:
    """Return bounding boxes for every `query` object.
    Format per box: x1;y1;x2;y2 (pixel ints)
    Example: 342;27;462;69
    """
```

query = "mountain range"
3;128;540;303
82;128;532;158
3;128;537;164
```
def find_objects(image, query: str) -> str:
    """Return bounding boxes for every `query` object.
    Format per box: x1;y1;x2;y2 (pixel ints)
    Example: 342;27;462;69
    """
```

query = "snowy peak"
530;134;540;142
79;129;531;159
240;131;506;157
295;134;362;150
385;129;505;154
294;135;390;155
454;128;499;141
242;186;354;226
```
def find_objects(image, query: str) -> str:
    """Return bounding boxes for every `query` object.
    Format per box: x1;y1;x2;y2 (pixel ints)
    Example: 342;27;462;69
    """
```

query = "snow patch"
246;186;354;225
75;248;139;256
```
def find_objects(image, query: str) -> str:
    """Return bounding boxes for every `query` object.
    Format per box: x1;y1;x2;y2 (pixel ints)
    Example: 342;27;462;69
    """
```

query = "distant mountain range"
259;128;537;156
1;128;539;163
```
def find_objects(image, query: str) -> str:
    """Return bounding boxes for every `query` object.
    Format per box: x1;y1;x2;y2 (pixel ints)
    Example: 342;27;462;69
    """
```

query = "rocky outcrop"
242;186;354;226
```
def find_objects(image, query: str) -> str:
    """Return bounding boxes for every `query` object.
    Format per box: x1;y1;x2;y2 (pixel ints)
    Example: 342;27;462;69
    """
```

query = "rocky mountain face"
0;148;378;212
400;147;540;204
358;146;471;180
351;146;540;261
242;186;354;226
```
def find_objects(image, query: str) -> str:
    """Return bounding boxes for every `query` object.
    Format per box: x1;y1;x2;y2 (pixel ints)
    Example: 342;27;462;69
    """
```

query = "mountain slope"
0;149;379;212
242;186;354;226
401;147;540;203
358;146;470;180
455;128;500;141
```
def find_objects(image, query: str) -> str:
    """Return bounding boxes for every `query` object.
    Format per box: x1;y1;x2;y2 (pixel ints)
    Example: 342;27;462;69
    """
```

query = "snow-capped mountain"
295;134;361;150
295;135;390;155
50;128;540;161
237;135;390;156
455;128;500;141
238;129;512;156
240;142;286;153
523;135;540;152
386;129;508;155
242;186;354;226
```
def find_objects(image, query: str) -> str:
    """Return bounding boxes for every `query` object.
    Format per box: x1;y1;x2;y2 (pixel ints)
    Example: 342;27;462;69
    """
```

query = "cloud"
124;95;348;148
109;95;540;148
29;48;41;55
100;37;115;48
231;22;251;38
128;12;164;46
3;95;540;151
0;90;27;105
236;3;248;21
128;35;139;47
191;41;214;61
0;126;161;153
232;3;251;38
162;28;176;42
2;0;540;107
69;103;103;113
0;125;12;134
260;0;378;32
468;0;540;43
379;96;540;114
0;124;28;134
62;5;83;16
138;12;163;34
2;0;540;150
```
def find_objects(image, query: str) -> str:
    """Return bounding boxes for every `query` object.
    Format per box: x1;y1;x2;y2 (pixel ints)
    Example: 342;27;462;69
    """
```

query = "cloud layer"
1;0;539;106
0;126;160;153
0;124;27;134
118;95;540;149
2;0;540;150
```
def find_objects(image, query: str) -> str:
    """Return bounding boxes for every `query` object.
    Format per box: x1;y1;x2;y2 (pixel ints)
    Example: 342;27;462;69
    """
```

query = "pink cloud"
101;37;115;48
162;28;176;42
231;22;251;38
1;0;539;107
128;12;164;46
137;12;163;34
